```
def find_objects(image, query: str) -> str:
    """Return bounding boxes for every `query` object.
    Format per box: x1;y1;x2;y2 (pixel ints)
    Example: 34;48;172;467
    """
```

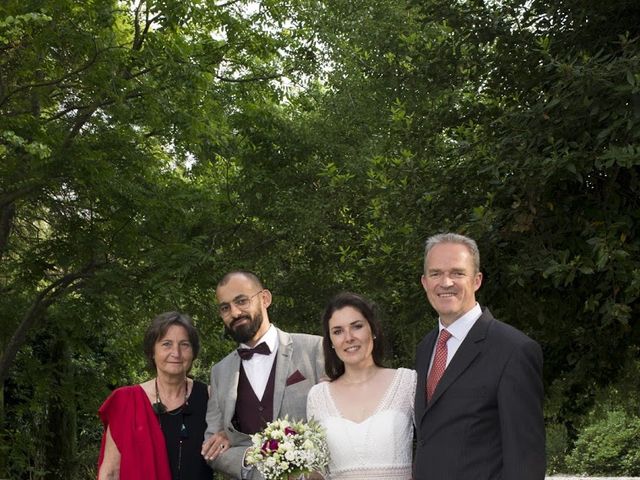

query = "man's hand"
201;431;230;461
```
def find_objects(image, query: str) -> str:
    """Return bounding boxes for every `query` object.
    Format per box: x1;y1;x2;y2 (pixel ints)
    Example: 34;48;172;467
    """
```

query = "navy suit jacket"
414;307;545;480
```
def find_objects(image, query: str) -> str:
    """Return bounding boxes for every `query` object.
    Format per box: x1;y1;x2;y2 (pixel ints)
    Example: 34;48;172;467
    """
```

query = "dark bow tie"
237;342;271;360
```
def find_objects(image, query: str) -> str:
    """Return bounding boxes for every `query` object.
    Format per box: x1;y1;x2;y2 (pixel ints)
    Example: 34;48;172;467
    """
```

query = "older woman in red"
98;312;220;480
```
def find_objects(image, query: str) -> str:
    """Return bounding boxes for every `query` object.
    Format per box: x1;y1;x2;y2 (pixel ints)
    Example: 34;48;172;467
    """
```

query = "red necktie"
426;329;452;402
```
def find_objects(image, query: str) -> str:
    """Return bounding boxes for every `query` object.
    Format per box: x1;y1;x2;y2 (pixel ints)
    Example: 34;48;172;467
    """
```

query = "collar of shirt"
439;303;482;342
238;324;279;360
433;303;482;368
238;324;278;401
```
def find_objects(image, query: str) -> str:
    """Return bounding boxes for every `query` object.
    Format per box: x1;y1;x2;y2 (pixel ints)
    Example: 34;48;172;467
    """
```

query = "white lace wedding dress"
307;368;417;480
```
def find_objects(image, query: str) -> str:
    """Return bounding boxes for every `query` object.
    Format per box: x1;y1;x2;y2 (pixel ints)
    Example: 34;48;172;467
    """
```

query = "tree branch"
215;72;283;83
0;185;39;209
0;261;101;385
0;42;102;110
0;203;16;260
216;0;244;8
44;90;146;123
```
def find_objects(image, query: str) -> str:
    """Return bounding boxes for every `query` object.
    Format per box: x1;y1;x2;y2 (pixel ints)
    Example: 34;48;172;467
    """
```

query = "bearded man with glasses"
201;270;325;479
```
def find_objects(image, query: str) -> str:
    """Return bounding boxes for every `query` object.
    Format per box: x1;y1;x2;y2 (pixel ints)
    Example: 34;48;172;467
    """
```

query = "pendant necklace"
153;378;190;480
153;377;188;414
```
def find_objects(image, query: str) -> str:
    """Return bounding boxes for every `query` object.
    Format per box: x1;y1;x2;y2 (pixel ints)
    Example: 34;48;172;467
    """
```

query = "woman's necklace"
153;378;190;480
152;377;188;414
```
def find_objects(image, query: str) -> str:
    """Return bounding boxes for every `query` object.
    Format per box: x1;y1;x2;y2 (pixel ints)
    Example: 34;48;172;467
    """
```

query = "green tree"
0;0;322;477
2;0;639;476
297;0;640;436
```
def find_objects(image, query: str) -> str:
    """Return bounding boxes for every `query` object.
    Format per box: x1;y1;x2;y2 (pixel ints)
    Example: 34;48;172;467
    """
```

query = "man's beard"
225;311;263;344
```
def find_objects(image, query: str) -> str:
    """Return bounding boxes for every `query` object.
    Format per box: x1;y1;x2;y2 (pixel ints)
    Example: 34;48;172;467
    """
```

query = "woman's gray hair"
142;311;200;372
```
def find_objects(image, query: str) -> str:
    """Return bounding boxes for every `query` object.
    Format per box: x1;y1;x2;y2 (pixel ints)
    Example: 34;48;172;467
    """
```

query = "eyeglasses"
218;290;264;317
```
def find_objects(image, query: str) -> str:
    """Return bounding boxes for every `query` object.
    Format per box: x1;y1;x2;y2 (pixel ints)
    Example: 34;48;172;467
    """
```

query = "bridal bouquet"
245;416;329;480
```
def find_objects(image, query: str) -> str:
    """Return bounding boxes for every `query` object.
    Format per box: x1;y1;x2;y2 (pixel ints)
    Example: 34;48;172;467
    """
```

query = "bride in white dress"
307;292;416;480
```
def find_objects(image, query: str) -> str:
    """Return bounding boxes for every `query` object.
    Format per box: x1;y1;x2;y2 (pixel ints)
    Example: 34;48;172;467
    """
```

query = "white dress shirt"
238;324;279;401
428;303;482;375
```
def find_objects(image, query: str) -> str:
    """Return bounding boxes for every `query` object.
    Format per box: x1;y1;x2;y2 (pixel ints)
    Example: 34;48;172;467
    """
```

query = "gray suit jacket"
414;307;545;480
205;328;324;479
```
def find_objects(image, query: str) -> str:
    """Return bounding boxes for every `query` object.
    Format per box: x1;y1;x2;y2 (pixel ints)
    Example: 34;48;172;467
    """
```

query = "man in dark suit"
414;233;545;480
201;271;324;479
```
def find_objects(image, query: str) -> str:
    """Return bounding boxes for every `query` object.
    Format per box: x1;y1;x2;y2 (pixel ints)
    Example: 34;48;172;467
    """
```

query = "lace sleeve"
401;368;418;425
409;368;417;410
306;382;324;421
396;368;417;414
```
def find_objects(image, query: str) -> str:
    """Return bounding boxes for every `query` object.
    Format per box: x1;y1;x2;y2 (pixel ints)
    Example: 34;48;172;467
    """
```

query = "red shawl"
98;385;172;480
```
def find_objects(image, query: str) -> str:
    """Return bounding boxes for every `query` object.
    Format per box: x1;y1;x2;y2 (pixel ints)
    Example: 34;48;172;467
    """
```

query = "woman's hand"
201;431;230;461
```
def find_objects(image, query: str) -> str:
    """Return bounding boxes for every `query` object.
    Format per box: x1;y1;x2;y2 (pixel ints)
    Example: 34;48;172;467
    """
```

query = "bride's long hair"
321;292;385;380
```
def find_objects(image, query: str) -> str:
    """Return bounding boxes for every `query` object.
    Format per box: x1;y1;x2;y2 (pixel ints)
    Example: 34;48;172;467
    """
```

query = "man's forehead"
216;274;257;299
428;242;471;257
426;245;474;266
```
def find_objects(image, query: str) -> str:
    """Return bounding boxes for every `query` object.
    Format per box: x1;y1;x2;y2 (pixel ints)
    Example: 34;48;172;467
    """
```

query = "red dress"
98;385;172;480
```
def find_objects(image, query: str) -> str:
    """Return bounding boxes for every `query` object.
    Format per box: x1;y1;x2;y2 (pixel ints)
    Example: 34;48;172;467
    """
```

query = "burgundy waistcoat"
232;358;277;434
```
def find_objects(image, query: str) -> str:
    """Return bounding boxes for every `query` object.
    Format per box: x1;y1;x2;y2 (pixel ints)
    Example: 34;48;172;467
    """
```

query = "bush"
546;422;569;474
566;409;640;475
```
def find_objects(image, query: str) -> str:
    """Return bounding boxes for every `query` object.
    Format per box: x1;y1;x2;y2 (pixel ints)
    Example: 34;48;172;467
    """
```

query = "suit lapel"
272;328;293;420
423;310;493;414
225;354;242;425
